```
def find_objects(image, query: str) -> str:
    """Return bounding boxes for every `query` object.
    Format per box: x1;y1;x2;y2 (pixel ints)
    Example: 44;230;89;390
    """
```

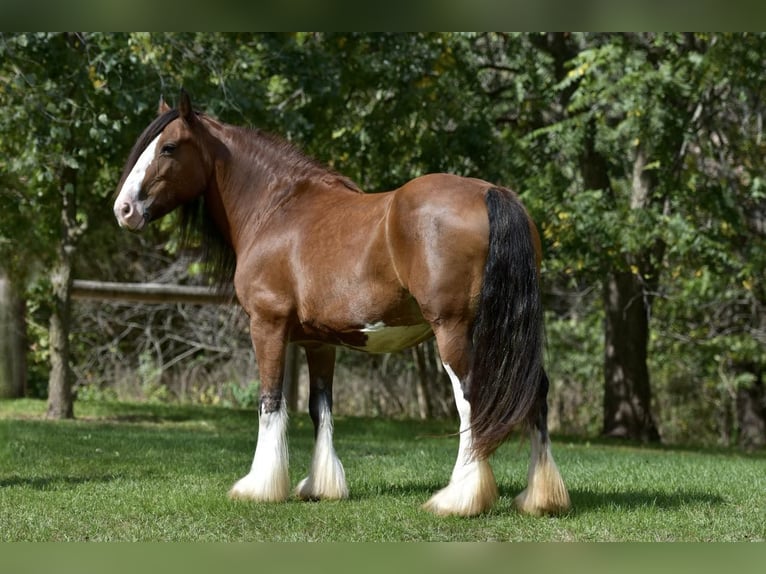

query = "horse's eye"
160;142;177;156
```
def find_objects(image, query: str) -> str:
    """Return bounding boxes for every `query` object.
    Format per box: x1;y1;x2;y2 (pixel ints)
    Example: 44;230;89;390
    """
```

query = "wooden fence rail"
70;279;300;410
71;280;235;305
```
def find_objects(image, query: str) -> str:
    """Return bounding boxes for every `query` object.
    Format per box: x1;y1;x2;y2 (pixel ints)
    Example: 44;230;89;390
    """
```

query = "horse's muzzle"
114;200;147;231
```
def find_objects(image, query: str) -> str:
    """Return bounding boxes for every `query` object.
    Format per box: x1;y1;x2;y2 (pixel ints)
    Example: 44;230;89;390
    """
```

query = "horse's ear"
178;88;195;123
158;95;171;115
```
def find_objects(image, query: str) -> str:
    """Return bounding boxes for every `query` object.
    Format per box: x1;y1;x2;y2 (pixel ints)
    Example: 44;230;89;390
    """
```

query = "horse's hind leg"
295;344;348;500
422;324;499;517
514;370;570;515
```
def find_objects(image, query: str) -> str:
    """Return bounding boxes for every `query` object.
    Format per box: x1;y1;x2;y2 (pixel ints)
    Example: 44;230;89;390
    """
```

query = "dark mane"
180;196;237;290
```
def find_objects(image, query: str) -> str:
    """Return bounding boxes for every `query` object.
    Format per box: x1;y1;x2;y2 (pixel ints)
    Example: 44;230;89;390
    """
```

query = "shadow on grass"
553;433;766;460
564;487;725;515
0;473;126;490
348;480;725;516
81;402;256;426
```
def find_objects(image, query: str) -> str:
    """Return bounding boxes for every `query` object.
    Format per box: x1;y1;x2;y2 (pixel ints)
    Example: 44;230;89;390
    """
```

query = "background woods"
0;33;764;448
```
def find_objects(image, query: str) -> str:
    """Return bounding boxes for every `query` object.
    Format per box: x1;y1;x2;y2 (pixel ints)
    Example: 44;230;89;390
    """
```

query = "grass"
1;399;764;542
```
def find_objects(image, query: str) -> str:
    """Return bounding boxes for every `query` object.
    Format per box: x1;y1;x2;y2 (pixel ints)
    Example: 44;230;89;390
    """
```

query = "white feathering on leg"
422;363;498;517
229;400;290;502
296;397;348;500
513;428;570;516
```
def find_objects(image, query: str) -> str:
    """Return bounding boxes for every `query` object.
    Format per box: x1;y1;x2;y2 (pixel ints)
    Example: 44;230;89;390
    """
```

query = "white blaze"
114;135;160;228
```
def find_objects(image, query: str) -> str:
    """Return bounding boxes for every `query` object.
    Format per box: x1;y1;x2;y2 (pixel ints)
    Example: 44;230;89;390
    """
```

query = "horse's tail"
467;186;544;461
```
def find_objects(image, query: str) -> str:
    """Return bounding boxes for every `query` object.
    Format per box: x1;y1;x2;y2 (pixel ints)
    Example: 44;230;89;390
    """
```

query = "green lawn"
1;399;764;541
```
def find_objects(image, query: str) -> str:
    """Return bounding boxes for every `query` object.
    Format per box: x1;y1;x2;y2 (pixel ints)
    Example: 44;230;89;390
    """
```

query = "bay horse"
113;90;570;517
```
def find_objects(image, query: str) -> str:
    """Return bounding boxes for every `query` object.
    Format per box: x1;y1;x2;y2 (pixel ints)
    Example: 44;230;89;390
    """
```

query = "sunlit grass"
1;399;764;541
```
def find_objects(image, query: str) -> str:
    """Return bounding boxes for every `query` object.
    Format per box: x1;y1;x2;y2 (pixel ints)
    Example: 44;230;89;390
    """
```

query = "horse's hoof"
422;460;498;517
228;472;289;502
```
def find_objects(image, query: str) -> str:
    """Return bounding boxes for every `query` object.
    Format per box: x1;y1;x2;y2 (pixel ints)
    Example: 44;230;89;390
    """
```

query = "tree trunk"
602;270;660;441
47;246;75;418
735;167;766;448
412;344;431;420
425;339;453;418
46;173;79;420
282;343;300;413
601;147;662;442
0;273;26;398
735;369;765;449
580;137;662;442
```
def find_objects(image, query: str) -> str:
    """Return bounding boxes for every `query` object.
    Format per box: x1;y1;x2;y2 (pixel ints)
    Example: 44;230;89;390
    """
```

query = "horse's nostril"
120;202;132;216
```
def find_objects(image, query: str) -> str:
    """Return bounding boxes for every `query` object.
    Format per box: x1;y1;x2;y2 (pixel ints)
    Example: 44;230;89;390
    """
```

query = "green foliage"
1;33;764;445
545;302;605;437
510;33;766;444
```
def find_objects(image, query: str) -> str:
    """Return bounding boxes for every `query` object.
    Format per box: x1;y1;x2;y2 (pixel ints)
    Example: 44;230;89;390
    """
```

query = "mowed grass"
1;399;764;541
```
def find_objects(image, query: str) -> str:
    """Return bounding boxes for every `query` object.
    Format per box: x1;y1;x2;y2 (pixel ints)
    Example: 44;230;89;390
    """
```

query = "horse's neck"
205;121;336;253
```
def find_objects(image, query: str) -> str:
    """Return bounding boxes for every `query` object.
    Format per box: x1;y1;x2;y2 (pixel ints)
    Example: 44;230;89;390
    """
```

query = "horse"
113;89;570;517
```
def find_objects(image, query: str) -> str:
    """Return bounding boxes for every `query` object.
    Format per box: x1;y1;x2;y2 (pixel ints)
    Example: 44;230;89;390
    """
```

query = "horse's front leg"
229;317;290;502
296;344;348;500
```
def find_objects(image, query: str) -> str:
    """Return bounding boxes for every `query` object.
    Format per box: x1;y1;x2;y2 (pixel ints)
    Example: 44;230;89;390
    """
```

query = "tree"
471;33;766;444
0;272;25;398
508;32;766;444
0;33;156;416
473;33;664;441
651;33;766;447
3;32;763;447
2;33;494;415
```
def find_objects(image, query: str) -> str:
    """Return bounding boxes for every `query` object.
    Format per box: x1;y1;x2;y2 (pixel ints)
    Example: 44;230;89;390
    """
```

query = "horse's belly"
349;321;433;353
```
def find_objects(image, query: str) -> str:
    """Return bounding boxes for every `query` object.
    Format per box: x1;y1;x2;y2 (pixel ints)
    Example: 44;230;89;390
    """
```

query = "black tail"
467;187;544;460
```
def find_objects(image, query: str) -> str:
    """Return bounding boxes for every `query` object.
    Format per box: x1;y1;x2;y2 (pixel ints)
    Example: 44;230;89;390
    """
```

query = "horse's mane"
179;197;237;290
233;125;362;195
181;118;362;289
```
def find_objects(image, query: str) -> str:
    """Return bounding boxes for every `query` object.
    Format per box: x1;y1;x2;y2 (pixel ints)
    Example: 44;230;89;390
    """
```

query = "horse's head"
114;90;209;231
